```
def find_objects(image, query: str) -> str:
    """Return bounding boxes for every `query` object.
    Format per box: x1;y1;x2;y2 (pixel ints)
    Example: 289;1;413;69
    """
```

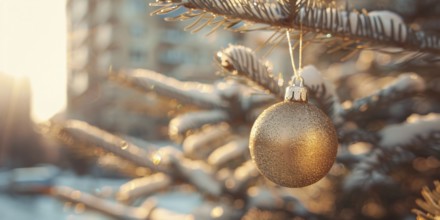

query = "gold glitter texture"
249;101;338;188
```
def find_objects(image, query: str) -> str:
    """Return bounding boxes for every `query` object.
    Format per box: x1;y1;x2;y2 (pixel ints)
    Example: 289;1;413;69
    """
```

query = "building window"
130;24;145;38
159;49;192;65
129;49;146;65
161;29;184;44
129;0;146;13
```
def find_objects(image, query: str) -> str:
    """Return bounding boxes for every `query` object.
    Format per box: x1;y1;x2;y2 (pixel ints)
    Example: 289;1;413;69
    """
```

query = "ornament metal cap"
284;76;307;102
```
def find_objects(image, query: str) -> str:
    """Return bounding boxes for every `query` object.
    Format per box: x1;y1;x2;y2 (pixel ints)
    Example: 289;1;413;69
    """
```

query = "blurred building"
66;0;240;139
0;73;49;168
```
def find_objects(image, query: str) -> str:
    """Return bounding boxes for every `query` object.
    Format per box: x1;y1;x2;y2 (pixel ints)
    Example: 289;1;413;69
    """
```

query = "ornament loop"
292;75;304;87
284;79;307;102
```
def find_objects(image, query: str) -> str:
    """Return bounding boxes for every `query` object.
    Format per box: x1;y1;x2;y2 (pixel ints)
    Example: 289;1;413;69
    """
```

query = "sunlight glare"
0;0;67;122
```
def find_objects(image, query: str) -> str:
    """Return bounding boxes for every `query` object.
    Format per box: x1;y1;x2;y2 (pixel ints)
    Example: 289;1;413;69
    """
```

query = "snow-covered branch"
216;45;285;98
152;0;440;54
110;69;227;109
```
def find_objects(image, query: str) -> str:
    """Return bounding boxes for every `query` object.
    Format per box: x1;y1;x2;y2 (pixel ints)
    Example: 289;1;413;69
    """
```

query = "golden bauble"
249;101;338;188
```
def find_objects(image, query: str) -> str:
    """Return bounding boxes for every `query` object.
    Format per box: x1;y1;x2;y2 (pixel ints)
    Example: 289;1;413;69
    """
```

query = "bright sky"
0;0;67;122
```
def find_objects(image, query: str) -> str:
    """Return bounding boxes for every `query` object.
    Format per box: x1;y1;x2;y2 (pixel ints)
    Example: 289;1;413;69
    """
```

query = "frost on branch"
169;110;230;141
216;44;285;98
216;45;342;121
344;114;440;191
379;113;440;148
343;73;426;120
182;123;233;159
152;0;440;54
43;120;169;174
110;69;227;109
208;138;249;169
53;186;153;220
117;173;172;203
173;157;223;196
301;65;343;122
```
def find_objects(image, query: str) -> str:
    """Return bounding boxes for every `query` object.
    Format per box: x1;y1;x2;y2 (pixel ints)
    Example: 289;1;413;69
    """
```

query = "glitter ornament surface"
249;101;338;188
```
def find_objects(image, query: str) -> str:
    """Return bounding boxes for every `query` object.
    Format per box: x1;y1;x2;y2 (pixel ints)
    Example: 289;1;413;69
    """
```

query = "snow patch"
379;113;440;148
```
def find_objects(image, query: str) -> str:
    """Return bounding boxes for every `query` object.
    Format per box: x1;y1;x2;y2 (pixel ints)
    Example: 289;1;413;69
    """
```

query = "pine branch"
152;0;440;55
343;73;426;120
245;187;311;219
52;186;154;220
53;186;181;220
117;173;172;203
307;84;335;117
217;45;345;124
39;121;99;163
370;52;440;76
207;138;249;169
110;69;227;109
169;110;230;142
343;147;411;191
300;65;343;122
242;209;295;220
43;120;170;174
338;129;379;146
412;180;440;220
223;160;260;194
182;123;233;159
378;113;440;149
216;45;285;98
172;157;223;196
192;202;243;219
344;114;440;190
97;154;151;178
49;119;228;197
246;93;277;110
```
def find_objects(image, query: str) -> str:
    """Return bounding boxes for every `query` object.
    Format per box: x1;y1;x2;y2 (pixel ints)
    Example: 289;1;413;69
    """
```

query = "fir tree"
45;1;440;219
